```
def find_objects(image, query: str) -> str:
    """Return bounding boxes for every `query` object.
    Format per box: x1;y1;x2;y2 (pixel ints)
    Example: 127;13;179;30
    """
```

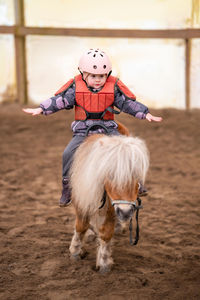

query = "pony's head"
105;180;139;222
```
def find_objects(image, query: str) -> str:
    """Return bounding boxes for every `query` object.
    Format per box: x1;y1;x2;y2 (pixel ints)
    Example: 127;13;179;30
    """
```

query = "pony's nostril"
116;207;120;215
116;206;122;216
115;206;133;220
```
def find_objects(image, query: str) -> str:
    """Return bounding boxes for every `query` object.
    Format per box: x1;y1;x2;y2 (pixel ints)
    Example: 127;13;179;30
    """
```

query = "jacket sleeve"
114;85;149;119
40;84;75;115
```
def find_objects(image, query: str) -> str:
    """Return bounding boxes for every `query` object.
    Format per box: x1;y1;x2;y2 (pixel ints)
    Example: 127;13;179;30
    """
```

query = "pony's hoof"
70;248;88;261
98;265;112;274
70;253;81;261
80;248;88;259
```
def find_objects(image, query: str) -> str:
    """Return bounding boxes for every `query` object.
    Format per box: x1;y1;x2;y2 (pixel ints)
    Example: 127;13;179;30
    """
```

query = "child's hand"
146;113;162;122
22;108;43;115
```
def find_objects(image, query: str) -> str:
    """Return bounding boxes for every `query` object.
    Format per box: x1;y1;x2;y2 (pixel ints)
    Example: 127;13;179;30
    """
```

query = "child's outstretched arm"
22;107;43;116
146;113;162;122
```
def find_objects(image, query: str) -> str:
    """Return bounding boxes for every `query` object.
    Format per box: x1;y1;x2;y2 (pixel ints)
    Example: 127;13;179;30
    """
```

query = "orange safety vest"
55;74;136;121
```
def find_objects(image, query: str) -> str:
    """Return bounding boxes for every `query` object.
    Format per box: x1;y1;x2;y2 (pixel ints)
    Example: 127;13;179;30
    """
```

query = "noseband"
112;197;143;246
99;192;143;246
111;199;142;209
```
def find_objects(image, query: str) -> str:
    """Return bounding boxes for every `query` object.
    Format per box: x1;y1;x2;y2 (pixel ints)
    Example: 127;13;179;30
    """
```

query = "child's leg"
62;135;86;178
60;135;85;207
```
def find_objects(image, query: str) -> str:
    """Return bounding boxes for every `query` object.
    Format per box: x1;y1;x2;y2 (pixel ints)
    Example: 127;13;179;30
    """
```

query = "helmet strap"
79;71;89;86
107;70;112;78
78;67;83;75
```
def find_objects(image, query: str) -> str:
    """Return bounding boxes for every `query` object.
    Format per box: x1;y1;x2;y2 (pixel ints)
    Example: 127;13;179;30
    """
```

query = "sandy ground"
0;103;200;300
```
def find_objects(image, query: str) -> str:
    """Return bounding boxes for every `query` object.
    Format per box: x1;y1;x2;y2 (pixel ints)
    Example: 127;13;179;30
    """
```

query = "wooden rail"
1;26;200;39
1;1;200;107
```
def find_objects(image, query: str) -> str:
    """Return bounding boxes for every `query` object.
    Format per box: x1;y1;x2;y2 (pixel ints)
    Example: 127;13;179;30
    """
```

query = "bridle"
99;192;143;246
112;197;143;246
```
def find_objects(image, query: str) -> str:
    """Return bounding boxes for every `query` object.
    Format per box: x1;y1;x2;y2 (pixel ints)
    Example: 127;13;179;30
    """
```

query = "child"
23;48;162;207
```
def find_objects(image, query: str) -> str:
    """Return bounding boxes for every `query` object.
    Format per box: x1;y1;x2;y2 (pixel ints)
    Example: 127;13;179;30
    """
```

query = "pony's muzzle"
114;204;134;221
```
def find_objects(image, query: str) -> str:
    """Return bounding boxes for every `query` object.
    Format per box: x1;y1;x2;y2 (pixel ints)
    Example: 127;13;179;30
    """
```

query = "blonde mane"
70;135;149;217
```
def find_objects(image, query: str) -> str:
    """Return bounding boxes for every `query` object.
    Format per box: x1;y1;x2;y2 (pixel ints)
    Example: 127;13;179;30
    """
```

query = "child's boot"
138;182;148;197
59;178;72;207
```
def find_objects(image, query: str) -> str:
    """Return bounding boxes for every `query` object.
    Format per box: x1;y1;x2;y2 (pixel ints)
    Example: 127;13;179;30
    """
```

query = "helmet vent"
103;65;106;69
93;65;97;69
100;54;104;57
93;54;96;57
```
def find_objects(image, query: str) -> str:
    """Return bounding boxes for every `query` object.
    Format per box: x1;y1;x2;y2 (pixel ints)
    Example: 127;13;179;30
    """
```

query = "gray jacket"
40;81;149;136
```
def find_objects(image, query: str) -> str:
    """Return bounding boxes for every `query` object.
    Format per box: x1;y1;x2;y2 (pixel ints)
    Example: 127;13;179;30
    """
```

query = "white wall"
191;39;200;108
0;34;16;101
25;0;191;29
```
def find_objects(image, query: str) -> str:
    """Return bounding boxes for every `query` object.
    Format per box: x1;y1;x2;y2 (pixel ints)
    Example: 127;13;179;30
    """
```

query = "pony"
69;123;149;272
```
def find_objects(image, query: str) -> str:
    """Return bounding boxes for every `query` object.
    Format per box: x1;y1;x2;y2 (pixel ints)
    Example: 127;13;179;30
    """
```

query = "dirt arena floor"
0;103;200;300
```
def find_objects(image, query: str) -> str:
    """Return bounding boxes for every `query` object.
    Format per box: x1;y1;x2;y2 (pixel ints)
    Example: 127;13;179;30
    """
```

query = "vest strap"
75;103;121;121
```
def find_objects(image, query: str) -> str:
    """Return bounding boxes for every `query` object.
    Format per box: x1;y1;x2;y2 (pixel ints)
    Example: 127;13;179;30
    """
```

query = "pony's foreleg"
97;208;115;273
69;214;89;259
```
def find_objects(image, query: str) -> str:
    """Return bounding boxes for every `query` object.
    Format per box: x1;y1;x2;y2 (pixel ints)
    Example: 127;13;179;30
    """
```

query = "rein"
99;192;143;246
128;198;142;246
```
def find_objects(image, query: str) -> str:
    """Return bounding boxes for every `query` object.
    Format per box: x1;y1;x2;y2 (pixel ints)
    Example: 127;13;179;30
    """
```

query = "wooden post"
185;39;191;110
14;0;28;104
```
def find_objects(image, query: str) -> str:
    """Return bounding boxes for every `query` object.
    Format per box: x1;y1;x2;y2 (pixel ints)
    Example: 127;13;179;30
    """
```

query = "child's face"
85;73;107;89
